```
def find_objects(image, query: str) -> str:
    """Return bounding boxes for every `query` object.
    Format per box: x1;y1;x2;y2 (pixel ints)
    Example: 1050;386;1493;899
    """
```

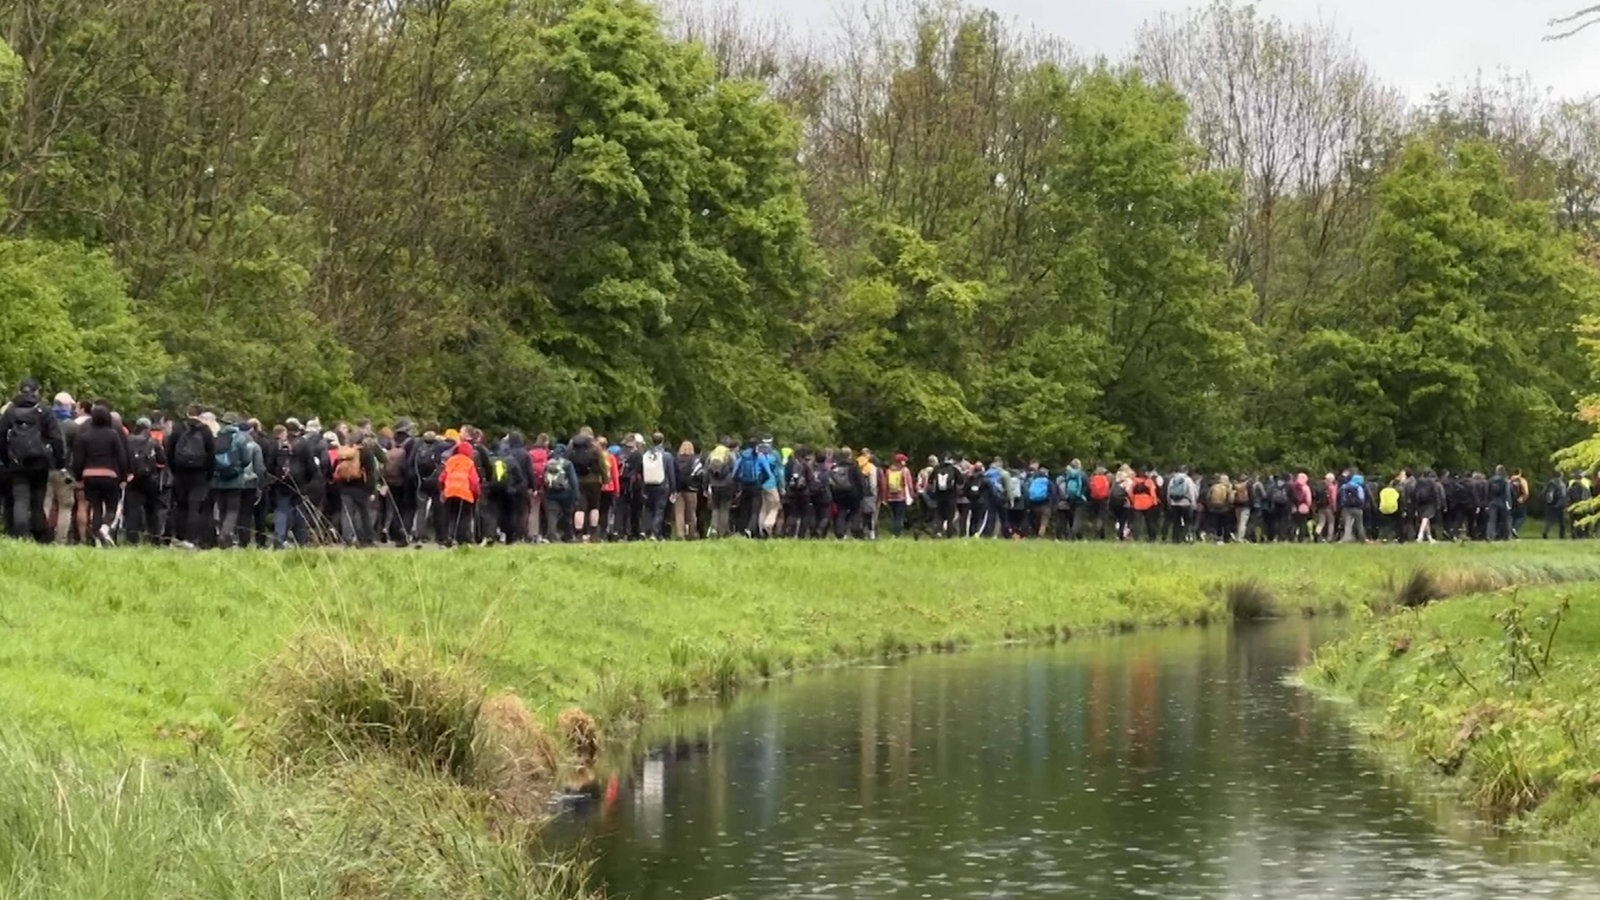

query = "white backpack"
642;449;667;486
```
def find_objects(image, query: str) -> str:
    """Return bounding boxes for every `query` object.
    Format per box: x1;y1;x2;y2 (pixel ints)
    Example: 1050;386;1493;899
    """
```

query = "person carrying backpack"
0;378;67;542
1054;459;1086;541
1485;465;1513;542
673;440;702;540
438;431;481;547
541;444;579;542
1510;468;1530;539
826;447;861;539
1083;465;1111;540
160;405;216;549
1339;472;1368;543
926;456;960;538
566;428;605;542
1128;468;1159;542
638;432;677;541
1165;467;1196;544
704;437;737;539
1543;471;1569;540
1024;462;1053;538
487;433;532;544
123;418;166;546
883;454;915;538
212;414;266;549
527;434;551;543
1565;471;1590;539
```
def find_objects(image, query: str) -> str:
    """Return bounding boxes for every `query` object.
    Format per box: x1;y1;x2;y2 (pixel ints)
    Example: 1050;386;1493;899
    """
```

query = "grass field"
1304;578;1600;853
5;539;1600;896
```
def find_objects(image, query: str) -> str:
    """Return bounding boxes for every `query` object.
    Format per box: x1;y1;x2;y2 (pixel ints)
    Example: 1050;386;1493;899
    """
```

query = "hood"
1296;473;1309;485
10;393;39;410
1350;474;1366;488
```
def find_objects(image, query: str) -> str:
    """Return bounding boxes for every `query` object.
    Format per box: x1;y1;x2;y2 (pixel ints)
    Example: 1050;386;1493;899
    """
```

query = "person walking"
70;402;129;547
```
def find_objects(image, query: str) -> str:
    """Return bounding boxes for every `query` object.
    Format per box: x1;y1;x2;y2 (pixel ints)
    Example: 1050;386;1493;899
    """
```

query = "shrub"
1226;580;1279;622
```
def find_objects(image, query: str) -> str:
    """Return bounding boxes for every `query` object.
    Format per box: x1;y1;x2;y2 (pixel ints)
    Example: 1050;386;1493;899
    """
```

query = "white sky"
738;0;1600;103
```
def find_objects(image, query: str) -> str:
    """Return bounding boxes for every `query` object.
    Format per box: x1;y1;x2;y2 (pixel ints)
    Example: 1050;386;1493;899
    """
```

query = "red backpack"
1088;473;1111;502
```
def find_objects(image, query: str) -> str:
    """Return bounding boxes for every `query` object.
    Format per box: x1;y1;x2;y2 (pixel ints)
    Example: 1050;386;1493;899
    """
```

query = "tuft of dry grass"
475;692;562;820
1226;580;1280;622
556;708;601;769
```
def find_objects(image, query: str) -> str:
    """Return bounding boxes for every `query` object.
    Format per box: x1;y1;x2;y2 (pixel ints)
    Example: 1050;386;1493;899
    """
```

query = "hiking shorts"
578;481;603;513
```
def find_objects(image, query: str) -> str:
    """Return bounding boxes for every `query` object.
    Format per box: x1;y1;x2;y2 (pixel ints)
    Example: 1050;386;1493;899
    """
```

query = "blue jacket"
758;449;782;491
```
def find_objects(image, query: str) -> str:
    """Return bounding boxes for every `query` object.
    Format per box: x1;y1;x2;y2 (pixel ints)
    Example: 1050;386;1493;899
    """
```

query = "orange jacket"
441;445;481;502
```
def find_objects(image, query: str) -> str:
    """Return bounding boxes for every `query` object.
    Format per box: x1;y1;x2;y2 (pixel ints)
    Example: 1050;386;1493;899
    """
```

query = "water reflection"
562;622;1600;899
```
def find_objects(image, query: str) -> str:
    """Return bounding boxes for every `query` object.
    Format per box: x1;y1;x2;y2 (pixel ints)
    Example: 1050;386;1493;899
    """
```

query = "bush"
1226;580;1279;621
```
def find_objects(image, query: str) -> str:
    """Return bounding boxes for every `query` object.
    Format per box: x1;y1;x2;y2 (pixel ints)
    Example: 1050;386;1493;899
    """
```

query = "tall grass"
0;739;596;899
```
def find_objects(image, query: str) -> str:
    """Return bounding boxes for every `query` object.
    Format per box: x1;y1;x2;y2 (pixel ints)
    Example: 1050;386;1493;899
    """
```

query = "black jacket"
164;418;217;474
71;417;131;481
291;434;327;487
0;395;66;473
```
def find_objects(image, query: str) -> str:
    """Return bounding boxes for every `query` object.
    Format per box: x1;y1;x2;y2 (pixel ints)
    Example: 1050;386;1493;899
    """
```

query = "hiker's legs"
216;488;242;548
44;469;73;544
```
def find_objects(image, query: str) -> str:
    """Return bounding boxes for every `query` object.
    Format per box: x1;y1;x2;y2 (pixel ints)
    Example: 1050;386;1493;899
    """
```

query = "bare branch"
1545;5;1600;40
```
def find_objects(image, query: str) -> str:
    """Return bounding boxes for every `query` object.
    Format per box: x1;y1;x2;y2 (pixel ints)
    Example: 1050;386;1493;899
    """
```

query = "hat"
894;453;908;464
422;430;438;441
285;417;304;433
443;428;460;441
135;417;152;430
323;431;340;446
394;418;414;435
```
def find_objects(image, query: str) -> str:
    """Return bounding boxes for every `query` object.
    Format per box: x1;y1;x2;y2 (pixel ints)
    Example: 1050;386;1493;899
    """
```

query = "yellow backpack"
1378;486;1400;516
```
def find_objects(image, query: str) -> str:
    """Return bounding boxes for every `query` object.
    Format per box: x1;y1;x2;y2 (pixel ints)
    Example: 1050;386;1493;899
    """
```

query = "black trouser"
933;494;956;536
123;482;161;545
833;492;858;538
9;470;48;541
806;493;831;537
1086;501;1109;540
82;477;121;539
442;497;474;546
1168;507;1193;542
246;487;267;547
341;486;376;546
388;483;414;545
1544;511;1567;540
497;490;527;543
171;471;210;546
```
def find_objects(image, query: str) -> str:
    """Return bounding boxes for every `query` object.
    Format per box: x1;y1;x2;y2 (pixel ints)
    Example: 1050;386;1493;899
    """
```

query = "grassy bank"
6;540;1600;751
7;540;1600;895
1304;581;1600;853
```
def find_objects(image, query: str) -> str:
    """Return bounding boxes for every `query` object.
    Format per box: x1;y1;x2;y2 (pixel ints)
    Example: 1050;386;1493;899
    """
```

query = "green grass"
7;538;1600;895
1305;581;1600;853
5;539;1600;752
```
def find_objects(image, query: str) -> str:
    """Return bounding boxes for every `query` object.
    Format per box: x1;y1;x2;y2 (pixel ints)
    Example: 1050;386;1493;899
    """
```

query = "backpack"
486;452;513;493
173;425;209;471
737;451;764;487
642;449;668;487
413;442;440;485
1063;472;1086;502
1267;481;1288;508
332;445;363;484
706;447;733;485
1026;474;1050;504
545;460;571;492
964;470;987;500
934;467;956;494
1339;481;1363;509
787;462;810;494
1167;474;1191;504
828;463;855;493
1206;481;1231;511
1568;481;1588;505
1088;473;1111;502
214;434;245;481
382;445;407;485
1232;481;1251;507
1544;482;1563;507
1290;481;1311;513
887;468;906;496
272;439;294;483
4;405;49;469
1378;486;1400;516
129;435;159;483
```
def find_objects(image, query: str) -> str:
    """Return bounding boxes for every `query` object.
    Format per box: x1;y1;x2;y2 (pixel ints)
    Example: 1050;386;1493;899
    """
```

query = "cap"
284;417;304;433
135;417;152;430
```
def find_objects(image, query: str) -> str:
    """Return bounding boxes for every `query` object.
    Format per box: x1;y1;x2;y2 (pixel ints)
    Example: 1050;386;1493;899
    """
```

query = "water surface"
562;622;1599;899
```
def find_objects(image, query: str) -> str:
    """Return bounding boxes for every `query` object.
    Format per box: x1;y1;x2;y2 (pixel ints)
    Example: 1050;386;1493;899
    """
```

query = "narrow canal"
561;622;1599;899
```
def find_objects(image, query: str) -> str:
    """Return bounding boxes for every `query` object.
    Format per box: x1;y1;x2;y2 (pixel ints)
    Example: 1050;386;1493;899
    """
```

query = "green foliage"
2;6;1599;470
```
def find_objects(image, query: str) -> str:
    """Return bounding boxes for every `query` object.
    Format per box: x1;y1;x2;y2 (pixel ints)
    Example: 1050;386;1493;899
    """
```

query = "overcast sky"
738;0;1600;103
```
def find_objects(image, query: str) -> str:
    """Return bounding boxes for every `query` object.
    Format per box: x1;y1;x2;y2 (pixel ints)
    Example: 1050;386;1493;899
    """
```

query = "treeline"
3;0;1600;474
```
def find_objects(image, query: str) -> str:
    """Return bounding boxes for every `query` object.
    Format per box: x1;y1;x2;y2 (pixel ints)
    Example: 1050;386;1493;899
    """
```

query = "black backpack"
787;462;810;494
829;463;855;493
173;425;209;470
272;439;294;483
128;435;160;483
5;405;50;469
1544;481;1563;507
1568;481;1589;505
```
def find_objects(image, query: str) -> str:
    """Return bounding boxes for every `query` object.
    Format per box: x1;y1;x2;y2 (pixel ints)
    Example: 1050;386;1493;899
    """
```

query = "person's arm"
253;443;268;482
116;430;132;481
468;462;481;500
47;414;68;471
201;428;216;468
70;431;86;480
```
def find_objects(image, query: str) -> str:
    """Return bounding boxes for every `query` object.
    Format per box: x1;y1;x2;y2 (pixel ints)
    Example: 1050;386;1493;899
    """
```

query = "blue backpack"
737;450;764;487
1026;474;1050;504
1063;472;1085;502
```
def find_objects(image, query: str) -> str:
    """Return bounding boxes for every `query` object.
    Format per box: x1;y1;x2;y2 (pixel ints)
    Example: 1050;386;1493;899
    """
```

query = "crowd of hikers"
1;378;1596;549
